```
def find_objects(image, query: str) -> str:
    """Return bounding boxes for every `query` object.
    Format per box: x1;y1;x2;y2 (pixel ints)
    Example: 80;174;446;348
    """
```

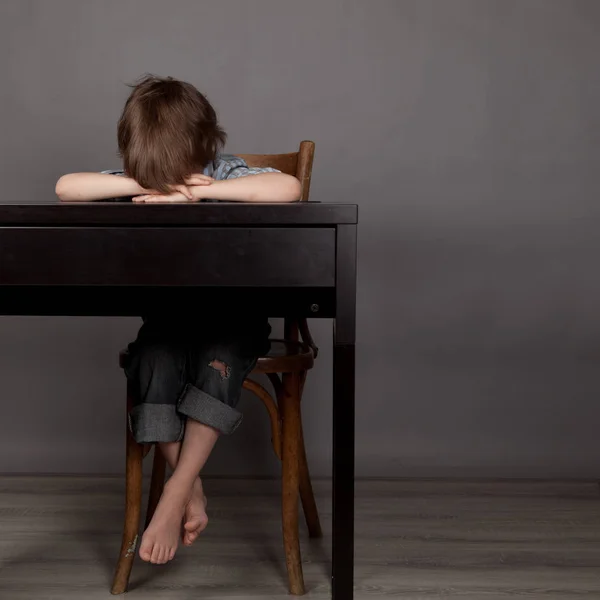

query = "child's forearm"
56;172;146;202
192;173;301;203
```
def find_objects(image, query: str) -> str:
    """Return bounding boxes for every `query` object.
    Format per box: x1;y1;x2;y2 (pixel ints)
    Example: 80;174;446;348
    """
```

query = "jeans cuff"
129;403;185;444
177;383;243;435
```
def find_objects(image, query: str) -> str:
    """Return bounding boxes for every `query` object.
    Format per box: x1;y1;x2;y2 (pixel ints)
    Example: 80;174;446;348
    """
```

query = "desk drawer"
0;227;335;287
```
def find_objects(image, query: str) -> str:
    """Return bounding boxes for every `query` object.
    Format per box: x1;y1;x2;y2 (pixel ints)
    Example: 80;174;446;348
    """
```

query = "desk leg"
332;224;357;600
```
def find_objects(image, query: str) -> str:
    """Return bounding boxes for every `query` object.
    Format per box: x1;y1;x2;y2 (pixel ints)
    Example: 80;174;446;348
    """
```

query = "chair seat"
119;339;314;373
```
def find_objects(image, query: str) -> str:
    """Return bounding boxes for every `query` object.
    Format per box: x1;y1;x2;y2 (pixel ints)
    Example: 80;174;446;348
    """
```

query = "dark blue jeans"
124;317;270;443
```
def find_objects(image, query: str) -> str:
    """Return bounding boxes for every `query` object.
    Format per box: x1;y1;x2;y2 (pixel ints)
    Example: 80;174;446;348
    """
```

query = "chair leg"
271;371;321;538
292;371;322;539
281;372;305;595
111;404;144;595
298;418;323;539
295;371;322;539
145;446;167;528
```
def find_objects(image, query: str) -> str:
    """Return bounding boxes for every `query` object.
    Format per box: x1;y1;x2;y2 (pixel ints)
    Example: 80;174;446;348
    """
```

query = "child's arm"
195;173;301;203
133;173;301;204
55;172;213;202
55;172;148;202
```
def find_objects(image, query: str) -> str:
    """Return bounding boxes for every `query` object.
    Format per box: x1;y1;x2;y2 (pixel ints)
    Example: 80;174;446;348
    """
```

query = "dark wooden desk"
0;202;357;599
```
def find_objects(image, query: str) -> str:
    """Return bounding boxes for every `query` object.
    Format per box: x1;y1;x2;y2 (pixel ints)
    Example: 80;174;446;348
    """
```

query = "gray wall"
1;0;600;478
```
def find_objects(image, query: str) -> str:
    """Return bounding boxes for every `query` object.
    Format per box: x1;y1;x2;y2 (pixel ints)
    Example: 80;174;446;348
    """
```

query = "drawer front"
0;227;336;287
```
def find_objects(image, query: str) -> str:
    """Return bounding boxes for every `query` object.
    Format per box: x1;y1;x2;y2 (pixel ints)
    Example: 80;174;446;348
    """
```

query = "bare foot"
182;477;208;546
139;479;190;564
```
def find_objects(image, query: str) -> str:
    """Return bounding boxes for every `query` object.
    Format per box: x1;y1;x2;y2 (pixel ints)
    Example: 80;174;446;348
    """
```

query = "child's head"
118;74;226;193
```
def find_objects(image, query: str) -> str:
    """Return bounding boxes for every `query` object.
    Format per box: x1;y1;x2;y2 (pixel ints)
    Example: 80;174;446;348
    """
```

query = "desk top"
0;203;358;226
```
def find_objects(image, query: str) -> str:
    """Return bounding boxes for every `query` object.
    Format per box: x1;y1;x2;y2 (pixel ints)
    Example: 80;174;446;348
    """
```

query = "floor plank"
1;478;600;598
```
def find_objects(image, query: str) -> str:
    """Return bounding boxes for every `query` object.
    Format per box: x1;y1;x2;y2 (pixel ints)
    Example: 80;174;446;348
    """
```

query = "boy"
55;75;301;565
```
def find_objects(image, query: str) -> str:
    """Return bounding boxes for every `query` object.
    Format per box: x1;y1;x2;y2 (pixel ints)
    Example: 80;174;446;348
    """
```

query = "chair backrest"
237;140;315;202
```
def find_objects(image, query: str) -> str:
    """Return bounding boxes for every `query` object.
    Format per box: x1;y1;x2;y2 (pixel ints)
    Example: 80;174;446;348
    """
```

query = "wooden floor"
1;478;600;599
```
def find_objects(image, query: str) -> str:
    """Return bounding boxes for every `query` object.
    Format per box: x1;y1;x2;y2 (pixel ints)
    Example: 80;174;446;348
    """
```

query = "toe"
166;546;176;562
150;543;161;564
185;528;201;546
139;539;153;562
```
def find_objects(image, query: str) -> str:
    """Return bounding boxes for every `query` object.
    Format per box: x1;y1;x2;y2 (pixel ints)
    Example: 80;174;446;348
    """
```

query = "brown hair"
117;74;227;193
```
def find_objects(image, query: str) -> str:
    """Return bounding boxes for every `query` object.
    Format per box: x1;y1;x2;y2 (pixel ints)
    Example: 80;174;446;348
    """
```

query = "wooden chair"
111;141;320;596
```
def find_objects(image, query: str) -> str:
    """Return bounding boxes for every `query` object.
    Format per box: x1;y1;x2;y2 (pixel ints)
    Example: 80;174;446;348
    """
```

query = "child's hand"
132;191;197;203
185;174;213;186
165;175;213;200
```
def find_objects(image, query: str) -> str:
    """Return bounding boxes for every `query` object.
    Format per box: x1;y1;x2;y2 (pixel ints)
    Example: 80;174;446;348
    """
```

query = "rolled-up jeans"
124;318;269;443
